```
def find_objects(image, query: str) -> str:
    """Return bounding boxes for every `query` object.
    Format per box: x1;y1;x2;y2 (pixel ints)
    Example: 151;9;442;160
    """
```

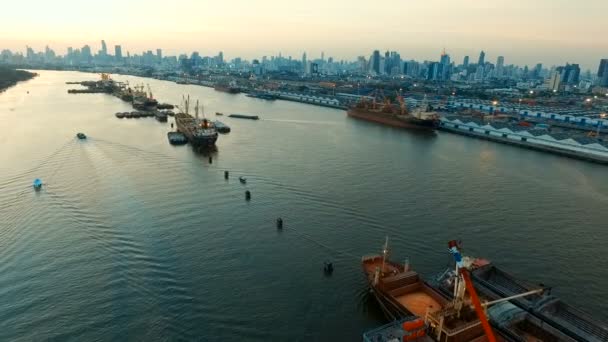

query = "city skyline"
1;0;607;70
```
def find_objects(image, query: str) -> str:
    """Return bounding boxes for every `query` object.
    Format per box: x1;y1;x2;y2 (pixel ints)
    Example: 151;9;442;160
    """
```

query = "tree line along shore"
0;67;37;92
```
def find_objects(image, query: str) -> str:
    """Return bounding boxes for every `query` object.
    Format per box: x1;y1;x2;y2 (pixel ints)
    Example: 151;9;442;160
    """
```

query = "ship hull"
175;113;218;147
347;108;438;130
214;86;240;94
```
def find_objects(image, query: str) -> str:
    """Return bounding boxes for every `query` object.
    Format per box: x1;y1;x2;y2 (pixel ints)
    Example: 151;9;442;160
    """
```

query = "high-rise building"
114;45;122;60
156;49;163;60
463;56;469;68
82;45;92;63
477;50;485;65
439;50;451;81
533;63;542;79
302;52;307;73
597;59;608;77
547;70;561;91
100;40;107;55
560;63;580;85
598;59;608;86
217;51;223;64
496;56;504;77
371;50;380;75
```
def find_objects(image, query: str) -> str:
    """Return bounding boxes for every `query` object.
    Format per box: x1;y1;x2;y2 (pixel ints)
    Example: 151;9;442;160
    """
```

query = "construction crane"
446;240;545;342
394;91;408;115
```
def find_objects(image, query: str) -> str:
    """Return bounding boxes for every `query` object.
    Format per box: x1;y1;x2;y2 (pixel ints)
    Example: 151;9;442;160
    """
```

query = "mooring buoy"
245;190;251;200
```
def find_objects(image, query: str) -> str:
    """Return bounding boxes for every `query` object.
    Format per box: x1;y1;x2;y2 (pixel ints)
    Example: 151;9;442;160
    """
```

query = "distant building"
114;45;122;60
559;63;580;85
302;52;307;73
477;50;485;65
463;55;469;68
495;56;504;77
100;40;107;56
156;49;163;61
372;50;380;74
598;59;608;86
547;70;561;91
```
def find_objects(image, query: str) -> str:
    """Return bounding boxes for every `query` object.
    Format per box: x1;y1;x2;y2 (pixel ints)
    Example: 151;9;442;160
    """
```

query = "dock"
439;118;608;164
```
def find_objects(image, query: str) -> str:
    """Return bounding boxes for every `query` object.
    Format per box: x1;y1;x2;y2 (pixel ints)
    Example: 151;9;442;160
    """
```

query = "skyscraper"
597;59;608;86
114;45;122;59
547;70;561;91
496;56;504;77
439;50;451;81
463;56;469;68
302;52;307;73
100;40;107;55
477;50;485;65
156;49;163;60
560;63;580;85
372;50;380;75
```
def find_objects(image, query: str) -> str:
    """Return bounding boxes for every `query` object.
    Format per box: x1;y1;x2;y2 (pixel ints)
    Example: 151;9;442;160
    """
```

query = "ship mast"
195;100;199;120
381;236;389;273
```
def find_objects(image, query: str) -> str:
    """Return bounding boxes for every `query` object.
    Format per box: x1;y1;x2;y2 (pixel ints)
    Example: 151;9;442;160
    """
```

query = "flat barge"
229;114;259;120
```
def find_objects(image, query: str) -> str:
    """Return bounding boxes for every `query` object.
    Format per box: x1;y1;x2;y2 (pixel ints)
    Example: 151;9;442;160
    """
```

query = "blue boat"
33;178;42;190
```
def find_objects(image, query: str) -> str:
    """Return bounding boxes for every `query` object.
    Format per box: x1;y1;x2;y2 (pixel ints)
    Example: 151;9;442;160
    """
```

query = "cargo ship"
214;81;240;94
363;239;608;342
362;238;488;341
174;96;218;147
347;94;439;130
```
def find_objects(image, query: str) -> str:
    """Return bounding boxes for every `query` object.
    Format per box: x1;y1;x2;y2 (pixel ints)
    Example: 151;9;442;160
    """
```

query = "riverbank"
0;67;37;93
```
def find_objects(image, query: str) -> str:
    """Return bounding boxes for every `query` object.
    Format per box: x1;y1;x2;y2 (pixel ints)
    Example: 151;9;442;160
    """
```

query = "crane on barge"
427;240;545;342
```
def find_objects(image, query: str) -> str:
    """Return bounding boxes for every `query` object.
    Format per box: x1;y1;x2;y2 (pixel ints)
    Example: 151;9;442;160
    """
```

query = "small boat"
167;132;188;145
76;133;87;140
216;112;223;116
239;177;247;184
155;111;168;122
33;178;42;190
115;112;125;119
213;120;231;133
229;114;259;120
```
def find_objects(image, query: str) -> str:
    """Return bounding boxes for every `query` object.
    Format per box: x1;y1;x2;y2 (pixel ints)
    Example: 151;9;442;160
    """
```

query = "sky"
1;0;606;70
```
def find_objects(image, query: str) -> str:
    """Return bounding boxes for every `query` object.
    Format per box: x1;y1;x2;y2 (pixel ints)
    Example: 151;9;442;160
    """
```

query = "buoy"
324;261;334;274
224;171;229;179
171;123;174;128
276;218;283;229
245;190;251;200
33;178;42;190
209;156;213;164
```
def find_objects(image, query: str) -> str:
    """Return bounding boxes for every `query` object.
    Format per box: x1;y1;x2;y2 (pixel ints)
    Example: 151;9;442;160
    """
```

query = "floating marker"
224;171;229;179
245;190;251;200
276;218;283;229
209;156;213;164
324;261;334;274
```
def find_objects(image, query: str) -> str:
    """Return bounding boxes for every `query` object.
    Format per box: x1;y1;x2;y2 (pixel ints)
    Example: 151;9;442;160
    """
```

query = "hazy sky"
1;0;606;69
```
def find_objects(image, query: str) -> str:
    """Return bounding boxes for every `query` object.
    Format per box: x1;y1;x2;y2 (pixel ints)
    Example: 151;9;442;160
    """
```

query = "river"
0;70;606;341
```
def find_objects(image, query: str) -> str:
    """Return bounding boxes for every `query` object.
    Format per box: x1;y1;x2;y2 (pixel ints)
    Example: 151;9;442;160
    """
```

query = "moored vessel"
214;81;240;94
362;238;488;341
347;94;439;130
174;96;218;147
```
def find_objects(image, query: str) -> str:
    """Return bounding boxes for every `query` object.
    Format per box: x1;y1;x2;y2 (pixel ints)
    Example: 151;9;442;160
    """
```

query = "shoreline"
0;68;37;93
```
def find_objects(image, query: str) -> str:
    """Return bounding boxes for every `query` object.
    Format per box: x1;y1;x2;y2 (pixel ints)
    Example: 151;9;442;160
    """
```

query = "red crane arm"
461;269;497;342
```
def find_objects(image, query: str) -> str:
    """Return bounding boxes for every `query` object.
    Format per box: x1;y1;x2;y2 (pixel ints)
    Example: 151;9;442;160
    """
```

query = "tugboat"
76;132;87;140
347;93;439;130
213;120;231;133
